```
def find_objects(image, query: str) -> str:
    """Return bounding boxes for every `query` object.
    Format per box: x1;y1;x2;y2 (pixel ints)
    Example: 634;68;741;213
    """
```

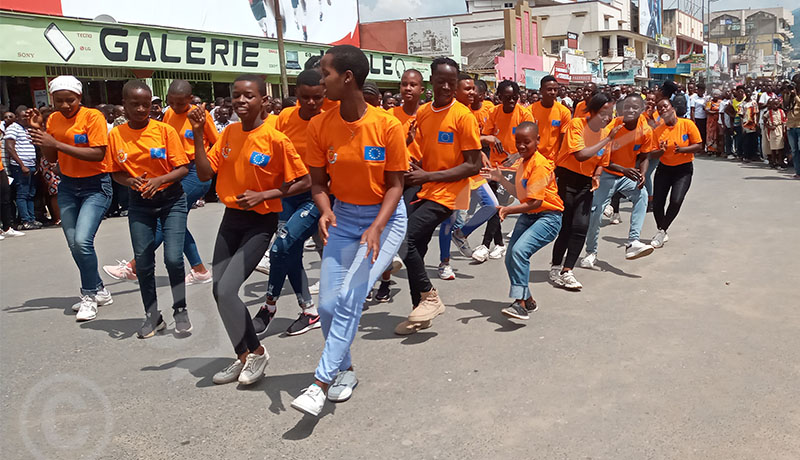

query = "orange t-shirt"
162;106;218;162
482;100;495;111
208;122;308;214
555;117;611;177
654;118;701;166
515;152;564;213
108;120;189;191
275;106;322;165
389;105;422;162
529;101;572;161
307;105;408;206
482;104;534;166
469;103;494;189
605;117;655;176
265;115;278;128
46;106;110;178
322;98;340;112
574;100;587;117
415;100;482;210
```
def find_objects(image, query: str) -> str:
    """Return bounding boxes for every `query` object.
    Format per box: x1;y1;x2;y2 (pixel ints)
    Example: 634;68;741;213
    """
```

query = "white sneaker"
185;268;213;286
0;234;4;240
304;238;317;250
438;263;455;280
75;295;98;321
471;244;490;263
254;253;270;274
610;213;621;225
727;154;736;160
389;255;403;274
291;384;326;417
626;240;654;259
651;230;669;248
555;270;582;290
549;265;562;281
3;228;25;237
309;281;320;295
603;205;613;219
95;288;114;306
238;351;269;385
580;252;597;269
488;245;506;260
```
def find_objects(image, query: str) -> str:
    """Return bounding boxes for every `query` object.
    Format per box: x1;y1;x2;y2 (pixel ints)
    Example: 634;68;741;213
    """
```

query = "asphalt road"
2;157;799;460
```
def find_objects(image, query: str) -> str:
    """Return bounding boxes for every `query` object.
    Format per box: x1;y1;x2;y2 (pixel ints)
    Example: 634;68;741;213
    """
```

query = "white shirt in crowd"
4;122;37;167
690;93;707;119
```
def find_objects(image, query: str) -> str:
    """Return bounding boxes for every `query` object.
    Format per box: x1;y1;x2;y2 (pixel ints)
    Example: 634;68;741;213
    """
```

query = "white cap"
49;75;83;95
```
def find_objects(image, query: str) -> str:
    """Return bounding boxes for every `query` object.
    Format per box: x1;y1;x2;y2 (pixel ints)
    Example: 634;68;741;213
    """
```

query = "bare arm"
405;149;481;186
573;124;621;162
29;129;105;162
188;106;215;181
360;170;405;262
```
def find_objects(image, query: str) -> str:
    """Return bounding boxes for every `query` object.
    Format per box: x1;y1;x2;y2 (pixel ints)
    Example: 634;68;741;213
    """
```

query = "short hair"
403;69;423;82
122;80;152;99
362;81;380;97
234;74;267;97
624;92;643;102
475;80;488;94
296;69;323;87
661;80;678;99
497;79;520;96
282;97;297;108
304;55;322;70
540;75;558;87
458;73;473;82
14;105;28;117
326;45;369;88
697;83;706;90
168;79;192;96
430;57;459;74
586;92;612;114
515;120;538;136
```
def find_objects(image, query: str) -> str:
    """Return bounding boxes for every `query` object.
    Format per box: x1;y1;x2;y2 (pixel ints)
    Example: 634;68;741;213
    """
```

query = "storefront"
0;11;432;108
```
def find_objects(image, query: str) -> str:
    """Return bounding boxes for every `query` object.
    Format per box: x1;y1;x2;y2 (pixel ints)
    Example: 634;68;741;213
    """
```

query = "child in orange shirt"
290;46;408;416
190;74;310;387
108;80;191;338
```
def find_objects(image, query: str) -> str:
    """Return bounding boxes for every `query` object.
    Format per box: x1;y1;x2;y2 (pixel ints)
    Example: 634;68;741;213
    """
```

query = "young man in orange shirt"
108;80;191;338
397;57;482;335
529;76;571;161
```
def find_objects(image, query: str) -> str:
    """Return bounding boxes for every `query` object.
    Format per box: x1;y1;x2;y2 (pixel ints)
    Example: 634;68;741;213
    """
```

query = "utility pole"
274;0;289;98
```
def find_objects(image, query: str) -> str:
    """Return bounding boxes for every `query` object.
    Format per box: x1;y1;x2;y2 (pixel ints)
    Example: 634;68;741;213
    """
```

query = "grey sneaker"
238;351;269;385
75;295;98;322
501;300;530;320
213;359;244;385
95;288;114;306
138;312;166;339
327;370;359;402
173;308;192;334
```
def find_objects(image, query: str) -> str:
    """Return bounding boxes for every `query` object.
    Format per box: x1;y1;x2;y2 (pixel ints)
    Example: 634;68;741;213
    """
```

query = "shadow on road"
451;299;526;332
743;176;795;180
238;371;319;415
79;317;144;340
359;310;439;344
282;403;336;440
3;283;141;316
141;356;233;387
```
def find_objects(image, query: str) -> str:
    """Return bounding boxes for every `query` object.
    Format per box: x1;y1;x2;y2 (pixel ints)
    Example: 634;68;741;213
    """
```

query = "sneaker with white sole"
580;253;597;269
185;268;212;286
488;245;506;259
138;312;166;338
254;253;270;274
103;260;137;281
173;308;192;333
291;384;326;417
408;289;445;322
651;230;668;248
610;213;621;225
625;240;654;260
253;305;276;336
471;244;490;263
451;228;472;257
555;270;582;290
238;351;269;385
94;288;114;306
438;263;455;280
549;265;562;281
213;359;244;385
3;228;25;237
327;370;358;402
309;281;320;295
75;295;98;321
286;312;321;336
501;300;530;320
603;204;613;219
389;255;403;274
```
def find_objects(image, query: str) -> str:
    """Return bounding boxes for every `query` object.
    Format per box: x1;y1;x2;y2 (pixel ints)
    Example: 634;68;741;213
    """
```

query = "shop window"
602;36;611;57
551;39;565;54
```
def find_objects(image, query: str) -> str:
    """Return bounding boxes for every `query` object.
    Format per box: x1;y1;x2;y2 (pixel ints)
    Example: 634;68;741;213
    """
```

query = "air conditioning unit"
461;56;469;66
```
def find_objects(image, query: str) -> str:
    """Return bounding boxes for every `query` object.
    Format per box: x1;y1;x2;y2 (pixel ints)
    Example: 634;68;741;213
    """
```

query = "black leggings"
212;207;278;356
551;167;593;270
481;180;504;247
0;169;15;231
653;162;693;232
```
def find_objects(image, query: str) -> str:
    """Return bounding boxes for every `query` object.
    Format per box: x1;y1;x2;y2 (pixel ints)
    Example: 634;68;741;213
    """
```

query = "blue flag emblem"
249;151;271;166
74;133;89;145
512;127;517;134
364;146;386;161
597;148;605;157
682;134;689;142
521;179;528;189
437;131;454;144
184;129;194;140
150;147;166;159
634;144;641;151
551;120;561;127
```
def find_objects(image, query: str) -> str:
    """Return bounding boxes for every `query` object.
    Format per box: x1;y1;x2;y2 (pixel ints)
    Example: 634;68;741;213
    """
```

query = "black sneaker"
286;312;321;336
252;305;276;336
173;308;192;334
365;289;374;302
501;300;530;320
525;298;538;313
138;311;166;339
375;281;391;302
646;201;653;213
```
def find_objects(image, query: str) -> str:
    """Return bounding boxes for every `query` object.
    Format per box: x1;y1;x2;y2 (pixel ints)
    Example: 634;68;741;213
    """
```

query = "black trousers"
653;162;693;232
0;169;15;231
403;199;452;306
551;167;593;270
695;118;707;146
481;180;504;247
212;207;278;356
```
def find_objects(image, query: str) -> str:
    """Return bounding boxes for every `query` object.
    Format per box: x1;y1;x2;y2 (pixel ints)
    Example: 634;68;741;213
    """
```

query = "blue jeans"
788;127;800;175
505;211;562;299
316;200;407;384
267;192;320;306
585;172;648;255
438;182;499;262
9;165;36;222
128;185;188;314
644;159;659;199
58;174;113;295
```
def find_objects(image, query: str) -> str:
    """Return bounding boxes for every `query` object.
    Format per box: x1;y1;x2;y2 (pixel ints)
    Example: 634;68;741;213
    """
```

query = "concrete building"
662;8;702;61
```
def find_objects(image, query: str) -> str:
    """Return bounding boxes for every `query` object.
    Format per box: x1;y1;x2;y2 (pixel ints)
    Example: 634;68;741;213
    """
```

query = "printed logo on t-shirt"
364;146;386;162
521;178;528;189
116;149;128;163
681;134;689;142
512;127;517;135
74;133;89;145
597;148;605;157
249;151;271;167
551;120;561;127
634;144;641;151
150;147;166;160
184;129;194;140
327;146;337;164
437;131;454;144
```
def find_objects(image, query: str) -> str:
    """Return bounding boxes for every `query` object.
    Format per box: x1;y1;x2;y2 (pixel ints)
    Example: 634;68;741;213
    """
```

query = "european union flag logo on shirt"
249;151;271;166
597;148;605;157
512;127;517;134
185;129;194;140
364;146;386;161
437;131;454;144
551;120;561;127
682;134;689;142
150;147;166;159
521;179;528;189
74;133;88;145
634;144;641;151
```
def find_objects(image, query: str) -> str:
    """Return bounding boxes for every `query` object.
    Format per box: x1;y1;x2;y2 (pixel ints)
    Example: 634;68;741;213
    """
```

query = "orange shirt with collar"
389;105;422;162
46;106;110;177
108;120;189;191
162;106;218;161
515;152;564;213
275;106;322;165
555;117;611;177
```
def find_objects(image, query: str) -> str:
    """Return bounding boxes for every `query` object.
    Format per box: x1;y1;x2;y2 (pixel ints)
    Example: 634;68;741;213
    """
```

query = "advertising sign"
553;61;570;84
570;74;592;83
607;69;635;85
567;32;578;49
639;0;662;39
407;18;454;57
524;70;551;90
0;0;359;46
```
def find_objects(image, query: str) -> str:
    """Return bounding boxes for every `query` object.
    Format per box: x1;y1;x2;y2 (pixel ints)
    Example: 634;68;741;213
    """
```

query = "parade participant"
475;80;533;263
529;75;572;161
108;80;191;338
251;69;325;337
573;83;598;117
26;76;113;321
362;82;381;108
763;97;786;169
550;93;618;291
396;57;481;335
190;74;310;385
580;93;655;269
290;46;408;415
649;99;702;248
